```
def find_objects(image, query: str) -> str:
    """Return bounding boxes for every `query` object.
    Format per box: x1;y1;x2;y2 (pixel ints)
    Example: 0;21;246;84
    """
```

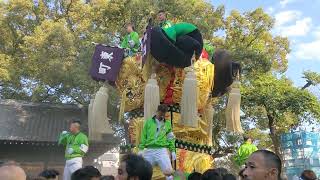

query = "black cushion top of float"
150;26;202;68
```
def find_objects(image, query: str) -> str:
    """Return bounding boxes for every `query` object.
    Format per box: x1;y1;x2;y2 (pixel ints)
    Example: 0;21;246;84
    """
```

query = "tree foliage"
242;74;320;156
0;0;224;105
208;8;319;162
302;71;320;89
222;8;290;76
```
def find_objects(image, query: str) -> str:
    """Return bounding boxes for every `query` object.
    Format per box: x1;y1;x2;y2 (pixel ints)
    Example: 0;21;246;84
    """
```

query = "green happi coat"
160;20;174;29
139;117;176;152
234;142;258;166
58;131;89;160
162;22;198;43
121;31;140;54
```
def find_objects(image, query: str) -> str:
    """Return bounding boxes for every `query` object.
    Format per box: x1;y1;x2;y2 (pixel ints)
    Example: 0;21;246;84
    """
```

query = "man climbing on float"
139;104;176;180
121;23;140;56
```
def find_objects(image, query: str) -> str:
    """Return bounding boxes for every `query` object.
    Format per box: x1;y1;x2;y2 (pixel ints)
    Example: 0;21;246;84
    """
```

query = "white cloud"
313;26;320;38
266;7;275;14
277;17;312;37
280;0;296;8
294;28;320;60
274;10;301;26
295;40;320;60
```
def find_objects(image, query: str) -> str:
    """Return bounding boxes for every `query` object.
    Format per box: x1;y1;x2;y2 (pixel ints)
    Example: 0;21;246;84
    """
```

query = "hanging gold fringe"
135;119;144;148
194;60;214;110
194;60;215;91
178;150;213;173
118;90;126;122
180;67;198;127
116;57;146;112
225;80;243;133
144;73;160;121
142;54;157;82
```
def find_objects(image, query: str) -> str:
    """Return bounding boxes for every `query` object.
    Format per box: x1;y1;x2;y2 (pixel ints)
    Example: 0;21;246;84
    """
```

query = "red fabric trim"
163;65;176;104
201;49;209;60
178;149;187;171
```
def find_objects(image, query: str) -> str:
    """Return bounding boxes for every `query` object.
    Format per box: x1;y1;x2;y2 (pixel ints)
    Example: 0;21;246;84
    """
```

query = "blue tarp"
281;131;320;179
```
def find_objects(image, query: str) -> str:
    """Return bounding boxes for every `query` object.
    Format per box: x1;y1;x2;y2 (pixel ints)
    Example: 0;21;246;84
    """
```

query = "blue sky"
211;0;320;88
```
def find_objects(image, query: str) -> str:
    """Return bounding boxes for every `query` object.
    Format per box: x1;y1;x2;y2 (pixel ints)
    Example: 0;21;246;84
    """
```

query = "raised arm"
58;131;69;146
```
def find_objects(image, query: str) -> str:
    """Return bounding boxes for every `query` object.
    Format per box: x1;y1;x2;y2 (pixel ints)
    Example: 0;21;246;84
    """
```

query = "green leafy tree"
0;0;224;105
209;8;320;165
0;54;10;82
208;8;290;160
302;71;320;89
223;8;290;75
242;74;320;157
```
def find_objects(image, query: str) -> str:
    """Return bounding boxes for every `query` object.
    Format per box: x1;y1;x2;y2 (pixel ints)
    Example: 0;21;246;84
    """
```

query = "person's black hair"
202;168;232;180
100;175;115;180
120;153;152;180
158;10;165;14
214;168;228;177
39;169;60;179
71;120;81;125
202;169;222;180
71;166;101;180
223;174;236;180
188;172;202;180
157;104;168;113
253;150;282;180
300;169;317;180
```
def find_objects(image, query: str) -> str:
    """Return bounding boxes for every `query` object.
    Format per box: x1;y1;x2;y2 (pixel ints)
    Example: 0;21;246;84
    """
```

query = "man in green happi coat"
234;136;258;167
121;23;140;56
58;120;89;180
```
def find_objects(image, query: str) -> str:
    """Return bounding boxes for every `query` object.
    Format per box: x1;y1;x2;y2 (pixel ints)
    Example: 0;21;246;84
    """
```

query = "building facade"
0;99;119;178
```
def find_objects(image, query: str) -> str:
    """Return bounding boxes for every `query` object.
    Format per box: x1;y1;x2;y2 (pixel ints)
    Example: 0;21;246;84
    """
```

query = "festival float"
88;19;243;179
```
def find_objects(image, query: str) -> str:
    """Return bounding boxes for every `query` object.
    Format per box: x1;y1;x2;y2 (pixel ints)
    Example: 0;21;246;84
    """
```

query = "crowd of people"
0;151;318;180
